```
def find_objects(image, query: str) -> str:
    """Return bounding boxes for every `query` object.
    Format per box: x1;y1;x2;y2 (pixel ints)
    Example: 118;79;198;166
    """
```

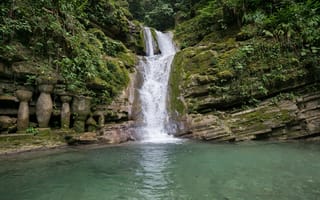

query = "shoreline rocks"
183;92;320;142
66;121;136;145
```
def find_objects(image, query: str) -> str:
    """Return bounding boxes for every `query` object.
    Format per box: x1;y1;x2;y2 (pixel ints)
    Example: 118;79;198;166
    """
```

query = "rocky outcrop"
98;121;136;144
169;30;320;142
170;43;314;115
66;122;136;145
181;92;320;141
68;132;98;144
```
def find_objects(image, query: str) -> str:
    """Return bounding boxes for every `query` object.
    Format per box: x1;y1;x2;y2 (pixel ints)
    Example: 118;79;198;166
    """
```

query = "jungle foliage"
175;0;320;49
1;0;319;108
0;0;138;104
169;0;320;113
127;0;200;30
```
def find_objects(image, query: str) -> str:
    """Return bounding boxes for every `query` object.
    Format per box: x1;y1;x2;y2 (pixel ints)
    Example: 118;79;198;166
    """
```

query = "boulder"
98;122;136;144
65;122;136;145
65;132;98;145
78;132;98;144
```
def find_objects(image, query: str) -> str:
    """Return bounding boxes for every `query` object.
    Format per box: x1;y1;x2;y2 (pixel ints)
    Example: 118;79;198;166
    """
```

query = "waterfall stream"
138;27;178;142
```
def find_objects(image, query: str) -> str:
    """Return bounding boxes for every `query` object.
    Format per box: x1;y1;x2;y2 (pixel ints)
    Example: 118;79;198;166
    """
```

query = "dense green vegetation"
0;0;142;104
1;0;319;110
175;0;320;50
169;0;320;114
127;0;199;30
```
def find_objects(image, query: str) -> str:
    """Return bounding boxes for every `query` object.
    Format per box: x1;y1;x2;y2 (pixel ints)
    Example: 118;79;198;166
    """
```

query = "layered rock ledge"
178;92;320;142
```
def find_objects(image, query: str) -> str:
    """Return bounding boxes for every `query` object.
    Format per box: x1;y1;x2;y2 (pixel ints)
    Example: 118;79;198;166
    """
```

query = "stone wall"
0;61;137;135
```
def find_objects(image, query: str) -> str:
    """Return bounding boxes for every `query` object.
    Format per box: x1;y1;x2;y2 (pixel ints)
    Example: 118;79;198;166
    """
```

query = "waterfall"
144;28;155;56
138;27;178;143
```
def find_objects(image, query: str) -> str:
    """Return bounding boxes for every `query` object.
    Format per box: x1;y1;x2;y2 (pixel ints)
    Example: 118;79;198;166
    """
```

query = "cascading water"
138;27;178;143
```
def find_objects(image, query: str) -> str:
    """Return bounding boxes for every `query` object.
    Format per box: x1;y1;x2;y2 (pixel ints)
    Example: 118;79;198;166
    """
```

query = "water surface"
0;141;320;200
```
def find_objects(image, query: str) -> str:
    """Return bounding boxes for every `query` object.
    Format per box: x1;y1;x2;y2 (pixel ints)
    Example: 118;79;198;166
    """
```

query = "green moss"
199;32;221;44
168;52;186;115
233;103;295;129
117;51;138;69
217;70;234;80
139;29;146;55
150;28;161;54
150;28;157;40
175;47;217;81
0;129;77;153
175;33;314;111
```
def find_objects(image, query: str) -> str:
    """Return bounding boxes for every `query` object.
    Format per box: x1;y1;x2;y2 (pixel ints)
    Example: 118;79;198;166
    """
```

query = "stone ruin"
0;61;136;135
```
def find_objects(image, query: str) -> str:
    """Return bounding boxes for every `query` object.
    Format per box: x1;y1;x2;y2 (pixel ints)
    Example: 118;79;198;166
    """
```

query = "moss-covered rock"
171;35;314;115
185;90;320;141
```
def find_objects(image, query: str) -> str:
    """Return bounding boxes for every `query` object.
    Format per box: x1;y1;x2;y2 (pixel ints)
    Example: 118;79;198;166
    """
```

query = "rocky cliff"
179;90;320;141
169;0;320;142
169;37;320;142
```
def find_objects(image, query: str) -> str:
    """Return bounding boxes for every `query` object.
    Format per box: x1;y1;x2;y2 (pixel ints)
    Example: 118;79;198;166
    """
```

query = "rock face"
180;92;320;141
169;35;320;142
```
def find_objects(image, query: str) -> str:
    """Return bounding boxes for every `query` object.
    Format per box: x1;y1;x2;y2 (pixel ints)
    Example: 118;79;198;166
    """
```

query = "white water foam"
138;27;180;143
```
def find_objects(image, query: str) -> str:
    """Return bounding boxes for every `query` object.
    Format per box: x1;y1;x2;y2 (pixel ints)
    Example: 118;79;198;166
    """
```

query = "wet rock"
98;122;136;144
